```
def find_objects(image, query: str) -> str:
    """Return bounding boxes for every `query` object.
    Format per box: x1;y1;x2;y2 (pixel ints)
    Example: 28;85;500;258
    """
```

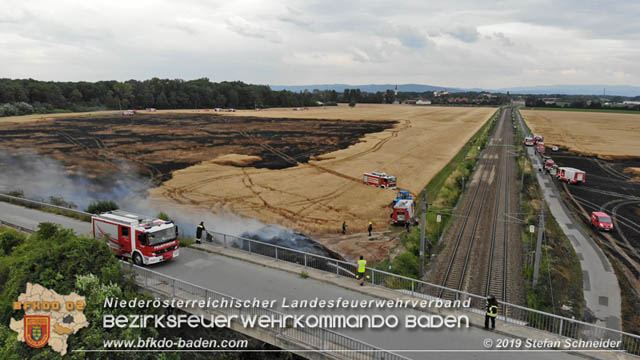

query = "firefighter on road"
357;255;367;286
196;221;206;244
485;295;498;330
367;221;373;236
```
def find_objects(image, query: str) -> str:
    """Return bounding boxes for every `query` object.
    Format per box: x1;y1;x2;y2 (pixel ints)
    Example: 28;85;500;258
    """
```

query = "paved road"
516;109;621;330
0;200;595;360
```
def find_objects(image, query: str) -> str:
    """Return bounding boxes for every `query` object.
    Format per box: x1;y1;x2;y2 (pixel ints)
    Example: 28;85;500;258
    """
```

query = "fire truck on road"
363;172;397;189
92;210;180;266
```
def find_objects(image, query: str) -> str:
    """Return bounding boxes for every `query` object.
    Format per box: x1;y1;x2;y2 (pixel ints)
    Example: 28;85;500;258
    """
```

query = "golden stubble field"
521;110;640;158
150;104;496;240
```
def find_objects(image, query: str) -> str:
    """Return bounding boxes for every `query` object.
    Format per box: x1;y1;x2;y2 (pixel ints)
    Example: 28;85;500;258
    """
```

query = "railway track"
439;108;518;303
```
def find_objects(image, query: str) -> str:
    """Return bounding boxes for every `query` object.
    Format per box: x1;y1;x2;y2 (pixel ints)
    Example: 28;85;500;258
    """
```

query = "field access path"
515;109;621;331
429;108;524;306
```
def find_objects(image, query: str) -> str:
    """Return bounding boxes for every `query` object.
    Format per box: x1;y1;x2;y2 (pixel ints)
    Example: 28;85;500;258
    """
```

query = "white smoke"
0;149;332;256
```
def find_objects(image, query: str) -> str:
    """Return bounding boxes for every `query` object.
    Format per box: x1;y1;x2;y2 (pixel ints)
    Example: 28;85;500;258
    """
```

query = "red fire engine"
363;172;397;189
533;134;544;144
391;199;416;225
557;167;586;184
92;210;180;266
523;136;535;146
536;142;546;154
544;159;556;172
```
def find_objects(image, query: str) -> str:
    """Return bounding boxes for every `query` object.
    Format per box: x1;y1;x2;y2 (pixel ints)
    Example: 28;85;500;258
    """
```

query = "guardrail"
1;191;638;355
0;193;92;219
121;261;410;360
206;230;640;356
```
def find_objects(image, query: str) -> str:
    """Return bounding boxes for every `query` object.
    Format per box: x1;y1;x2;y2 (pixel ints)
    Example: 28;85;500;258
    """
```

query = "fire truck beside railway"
363;172;397;189
523;136;535;146
533;134;544;144
92;210;180;266
556;167;586;184
391;199;416;225
544;159;556;172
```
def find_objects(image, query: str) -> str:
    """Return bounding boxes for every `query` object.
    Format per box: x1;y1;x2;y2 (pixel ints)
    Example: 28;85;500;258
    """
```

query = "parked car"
552;146;559;152
591;211;614;231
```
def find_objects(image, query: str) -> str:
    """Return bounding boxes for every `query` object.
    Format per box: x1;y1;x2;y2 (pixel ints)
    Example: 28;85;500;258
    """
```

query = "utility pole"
532;206;545;289
419;191;427;278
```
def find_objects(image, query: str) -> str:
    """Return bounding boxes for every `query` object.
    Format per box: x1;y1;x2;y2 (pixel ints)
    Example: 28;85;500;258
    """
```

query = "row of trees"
524;96;640;110
0;78;330;115
0;77;520;117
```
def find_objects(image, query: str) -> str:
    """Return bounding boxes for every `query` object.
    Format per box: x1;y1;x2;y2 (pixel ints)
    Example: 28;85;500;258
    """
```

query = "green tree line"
0;77;338;116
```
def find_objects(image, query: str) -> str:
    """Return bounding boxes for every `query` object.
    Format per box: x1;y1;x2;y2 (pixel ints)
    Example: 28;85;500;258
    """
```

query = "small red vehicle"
591;211;614;231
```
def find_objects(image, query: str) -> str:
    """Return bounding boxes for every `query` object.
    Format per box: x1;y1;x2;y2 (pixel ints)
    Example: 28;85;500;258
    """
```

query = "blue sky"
1;0;638;88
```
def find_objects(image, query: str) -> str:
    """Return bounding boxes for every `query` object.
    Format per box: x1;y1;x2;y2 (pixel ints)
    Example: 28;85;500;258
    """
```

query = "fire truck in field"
556;167;586;184
92;210;180;266
363;172;396;189
391;199;416;225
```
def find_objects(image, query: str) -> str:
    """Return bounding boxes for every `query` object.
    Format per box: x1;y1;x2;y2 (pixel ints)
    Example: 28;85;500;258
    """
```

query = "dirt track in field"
151;104;496;259
521;110;640;158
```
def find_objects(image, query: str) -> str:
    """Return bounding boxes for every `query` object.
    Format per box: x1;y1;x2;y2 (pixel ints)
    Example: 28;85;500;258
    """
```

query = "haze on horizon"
1;0;639;89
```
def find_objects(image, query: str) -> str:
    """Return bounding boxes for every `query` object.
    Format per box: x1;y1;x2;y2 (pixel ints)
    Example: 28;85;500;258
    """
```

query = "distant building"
433;90;450;97
404;99;417;105
416;99;431;105
623;101;640;105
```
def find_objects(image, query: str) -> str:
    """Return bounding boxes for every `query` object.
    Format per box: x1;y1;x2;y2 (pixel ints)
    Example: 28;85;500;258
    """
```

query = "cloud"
493;32;514;47
226;16;282;43
1;0;639;88
445;25;480;43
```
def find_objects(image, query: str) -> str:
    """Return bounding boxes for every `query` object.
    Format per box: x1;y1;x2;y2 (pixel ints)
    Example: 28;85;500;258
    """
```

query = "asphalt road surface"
0;200;593;360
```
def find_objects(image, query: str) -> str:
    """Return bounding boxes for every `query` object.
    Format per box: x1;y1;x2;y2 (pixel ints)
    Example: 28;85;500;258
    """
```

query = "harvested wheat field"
522;110;640;158
151;105;496;247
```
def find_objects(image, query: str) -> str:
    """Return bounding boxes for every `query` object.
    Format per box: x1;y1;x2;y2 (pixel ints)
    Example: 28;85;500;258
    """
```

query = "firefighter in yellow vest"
357;255;367;286
484;295;498;329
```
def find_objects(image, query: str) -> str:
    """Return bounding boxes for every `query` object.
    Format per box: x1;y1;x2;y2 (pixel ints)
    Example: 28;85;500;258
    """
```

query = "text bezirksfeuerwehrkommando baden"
104;296;471;310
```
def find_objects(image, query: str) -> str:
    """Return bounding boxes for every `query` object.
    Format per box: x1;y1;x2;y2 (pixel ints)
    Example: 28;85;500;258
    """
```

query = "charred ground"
549;150;640;332
0;113;395;182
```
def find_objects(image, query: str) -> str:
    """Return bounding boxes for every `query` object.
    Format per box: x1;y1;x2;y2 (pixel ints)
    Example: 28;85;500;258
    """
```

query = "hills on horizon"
269;83;640;97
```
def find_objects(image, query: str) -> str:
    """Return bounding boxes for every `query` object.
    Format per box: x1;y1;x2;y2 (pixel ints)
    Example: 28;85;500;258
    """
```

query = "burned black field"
550;150;640;276
0;113;395;182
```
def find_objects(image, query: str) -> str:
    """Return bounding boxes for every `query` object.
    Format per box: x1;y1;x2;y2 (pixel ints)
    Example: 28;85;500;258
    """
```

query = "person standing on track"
357;255;367;286
368;221;373;237
484;295;498;330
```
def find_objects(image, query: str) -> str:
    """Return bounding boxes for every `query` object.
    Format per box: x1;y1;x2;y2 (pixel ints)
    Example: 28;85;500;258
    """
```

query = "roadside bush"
48;195;77;209
86;200;118;214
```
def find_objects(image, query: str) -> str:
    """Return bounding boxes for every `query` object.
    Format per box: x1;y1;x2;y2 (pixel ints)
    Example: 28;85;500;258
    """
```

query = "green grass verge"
522;107;640;114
